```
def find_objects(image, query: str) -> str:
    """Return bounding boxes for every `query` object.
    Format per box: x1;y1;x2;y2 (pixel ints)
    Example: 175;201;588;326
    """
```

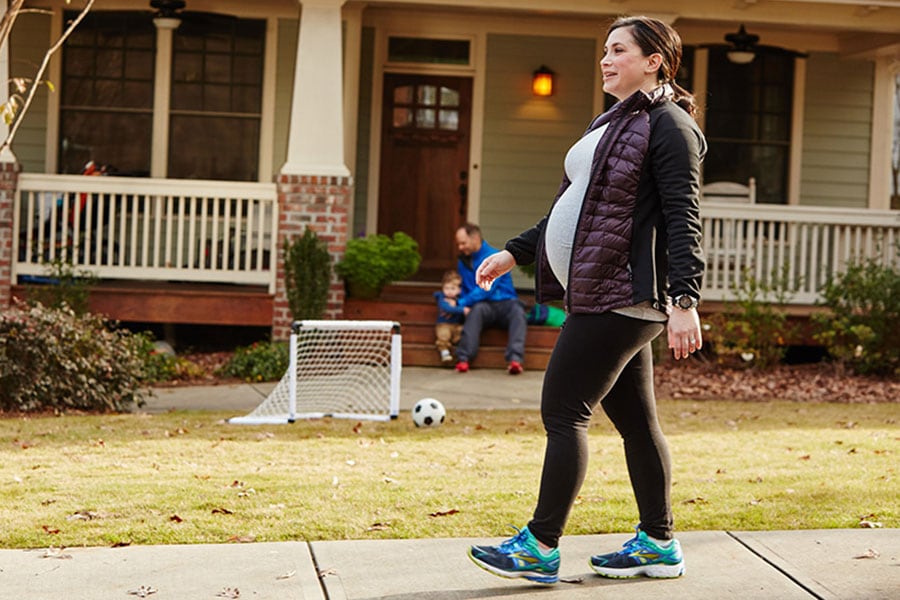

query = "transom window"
387;36;470;66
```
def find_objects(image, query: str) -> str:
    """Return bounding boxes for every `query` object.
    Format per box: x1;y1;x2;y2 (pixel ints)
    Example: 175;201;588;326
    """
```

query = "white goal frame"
229;320;402;424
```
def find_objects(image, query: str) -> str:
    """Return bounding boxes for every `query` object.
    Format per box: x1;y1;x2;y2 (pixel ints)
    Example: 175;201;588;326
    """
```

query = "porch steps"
342;283;557;370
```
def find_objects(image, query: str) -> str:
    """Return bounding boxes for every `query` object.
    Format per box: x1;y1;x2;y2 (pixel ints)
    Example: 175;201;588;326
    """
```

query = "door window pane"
393;108;413;127
394;85;413;104
438;109;458;130
417;85;437;106
440;86;459;107
416;108;436;129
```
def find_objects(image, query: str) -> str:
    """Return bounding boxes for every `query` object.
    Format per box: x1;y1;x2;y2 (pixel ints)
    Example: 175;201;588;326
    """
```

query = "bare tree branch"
2;0;95;152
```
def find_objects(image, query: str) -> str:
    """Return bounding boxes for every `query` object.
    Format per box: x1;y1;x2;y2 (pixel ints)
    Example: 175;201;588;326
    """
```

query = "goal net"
229;320;402;424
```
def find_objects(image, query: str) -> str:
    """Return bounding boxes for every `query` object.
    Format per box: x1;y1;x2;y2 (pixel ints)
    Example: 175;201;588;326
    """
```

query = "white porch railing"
701;202;900;304
13;174;279;293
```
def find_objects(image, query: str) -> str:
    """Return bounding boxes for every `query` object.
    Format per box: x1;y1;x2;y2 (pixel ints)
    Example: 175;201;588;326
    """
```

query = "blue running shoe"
590;527;685;579
468;526;560;584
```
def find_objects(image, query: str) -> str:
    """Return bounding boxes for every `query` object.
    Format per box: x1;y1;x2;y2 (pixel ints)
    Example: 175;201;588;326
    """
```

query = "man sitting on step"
454;222;526;375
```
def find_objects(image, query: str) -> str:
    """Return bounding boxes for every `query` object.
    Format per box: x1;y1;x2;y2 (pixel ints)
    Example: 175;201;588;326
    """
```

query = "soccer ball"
412;398;446;427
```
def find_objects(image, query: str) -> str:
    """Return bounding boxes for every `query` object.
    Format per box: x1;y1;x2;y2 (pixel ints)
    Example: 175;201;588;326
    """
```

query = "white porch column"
282;0;349;177
869;55;895;211
150;17;176;178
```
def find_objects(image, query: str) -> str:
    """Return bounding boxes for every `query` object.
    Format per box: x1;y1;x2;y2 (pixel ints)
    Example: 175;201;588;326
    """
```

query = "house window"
704;48;793;204
59;11;155;175
168;15;265;181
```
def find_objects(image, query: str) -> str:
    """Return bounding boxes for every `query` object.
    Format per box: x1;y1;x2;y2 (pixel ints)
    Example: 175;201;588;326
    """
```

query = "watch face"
677;295;695;309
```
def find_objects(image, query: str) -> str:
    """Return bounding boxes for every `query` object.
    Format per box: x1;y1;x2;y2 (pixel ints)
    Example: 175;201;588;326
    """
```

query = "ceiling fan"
703;24;807;65
149;0;237;35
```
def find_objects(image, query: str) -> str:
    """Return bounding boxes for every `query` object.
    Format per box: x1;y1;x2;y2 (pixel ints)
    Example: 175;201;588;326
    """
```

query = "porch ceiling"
362;0;900;35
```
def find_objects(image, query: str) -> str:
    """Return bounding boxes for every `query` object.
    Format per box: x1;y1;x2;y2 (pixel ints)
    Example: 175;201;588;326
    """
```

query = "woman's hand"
667;307;702;360
475;250;516;291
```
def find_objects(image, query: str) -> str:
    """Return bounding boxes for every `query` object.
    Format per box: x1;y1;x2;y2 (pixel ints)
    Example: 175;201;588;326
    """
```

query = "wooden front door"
378;74;472;281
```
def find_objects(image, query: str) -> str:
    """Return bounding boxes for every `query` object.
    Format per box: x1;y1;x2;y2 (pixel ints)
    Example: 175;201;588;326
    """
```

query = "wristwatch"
671;294;699;310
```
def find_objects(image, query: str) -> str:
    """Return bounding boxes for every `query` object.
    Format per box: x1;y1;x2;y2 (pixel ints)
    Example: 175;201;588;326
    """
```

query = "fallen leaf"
42;525;60;534
429;509;459;518
41;546;72;559
859;519;883;528
799;454;811;460
276;570;296;580
110;541;132;548
367;522;391;531
169;514;183;523
559;575;584;584
682;497;708;505
227;535;256;543
215;587;240;598
127;585;158;597
212;507;234;515
854;548;880;559
352;422;363;434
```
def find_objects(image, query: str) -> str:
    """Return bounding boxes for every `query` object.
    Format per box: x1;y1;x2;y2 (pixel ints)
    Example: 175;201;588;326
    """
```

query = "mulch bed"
654;361;898;404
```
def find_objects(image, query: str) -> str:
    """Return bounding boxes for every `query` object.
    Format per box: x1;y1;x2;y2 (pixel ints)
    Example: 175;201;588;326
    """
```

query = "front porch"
5;174;897;366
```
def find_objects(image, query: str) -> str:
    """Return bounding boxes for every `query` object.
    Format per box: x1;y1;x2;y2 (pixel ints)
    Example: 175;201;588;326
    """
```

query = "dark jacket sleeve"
649;105;706;300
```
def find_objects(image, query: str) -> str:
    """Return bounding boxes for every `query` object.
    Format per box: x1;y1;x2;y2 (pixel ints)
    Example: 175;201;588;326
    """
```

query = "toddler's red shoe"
455;361;470;373
508;361;523;375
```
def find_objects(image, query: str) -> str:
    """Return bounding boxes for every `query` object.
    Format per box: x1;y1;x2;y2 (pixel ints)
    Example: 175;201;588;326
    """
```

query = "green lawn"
1;399;897;549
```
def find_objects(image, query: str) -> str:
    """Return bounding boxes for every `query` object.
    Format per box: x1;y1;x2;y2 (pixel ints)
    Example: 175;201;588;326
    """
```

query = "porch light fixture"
725;25;759;64
532;65;555;96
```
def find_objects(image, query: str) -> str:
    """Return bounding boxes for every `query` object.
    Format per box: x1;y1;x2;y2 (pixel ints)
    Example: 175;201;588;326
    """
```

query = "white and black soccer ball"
412;398;446;427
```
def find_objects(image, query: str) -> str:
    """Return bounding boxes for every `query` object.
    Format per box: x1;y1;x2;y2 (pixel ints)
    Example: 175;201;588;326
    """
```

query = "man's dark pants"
456;299;526;363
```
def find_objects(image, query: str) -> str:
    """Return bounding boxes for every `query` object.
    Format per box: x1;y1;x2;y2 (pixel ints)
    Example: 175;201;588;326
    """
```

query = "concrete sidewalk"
2;368;898;599
1;529;896;599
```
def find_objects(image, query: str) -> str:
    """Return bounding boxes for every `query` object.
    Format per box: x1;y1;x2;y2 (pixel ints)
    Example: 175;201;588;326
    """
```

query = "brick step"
400;321;560;347
343;296;559;369
404;343;553;370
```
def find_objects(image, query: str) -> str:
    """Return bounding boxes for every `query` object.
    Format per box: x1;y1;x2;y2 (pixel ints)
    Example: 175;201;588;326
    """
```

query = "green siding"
480;34;595;268
800;52;873;208
273;17;299;180
352;26;374;237
10;13;52;173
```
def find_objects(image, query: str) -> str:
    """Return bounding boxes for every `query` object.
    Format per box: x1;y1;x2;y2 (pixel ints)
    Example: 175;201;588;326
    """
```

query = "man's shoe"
507;361;523;375
468;526;559;584
590;527;685;579
455;361;470;373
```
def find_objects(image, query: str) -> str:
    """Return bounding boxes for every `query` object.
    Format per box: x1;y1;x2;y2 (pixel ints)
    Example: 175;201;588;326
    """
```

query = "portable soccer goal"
229;320;402;424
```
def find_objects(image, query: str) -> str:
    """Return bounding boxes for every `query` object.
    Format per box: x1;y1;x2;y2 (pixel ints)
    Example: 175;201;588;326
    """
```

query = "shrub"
813;255;900;376
284;228;332;320
335;231;421;298
0;301;149;412
219;341;290;382
26;259;98;316
703;267;797;369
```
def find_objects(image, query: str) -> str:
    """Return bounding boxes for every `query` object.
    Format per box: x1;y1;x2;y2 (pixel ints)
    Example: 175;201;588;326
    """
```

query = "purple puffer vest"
535;89;658;313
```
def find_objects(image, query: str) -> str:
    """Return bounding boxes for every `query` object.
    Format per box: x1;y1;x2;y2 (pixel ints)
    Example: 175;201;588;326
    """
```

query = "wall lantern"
725;25;759;64
532;65;555;96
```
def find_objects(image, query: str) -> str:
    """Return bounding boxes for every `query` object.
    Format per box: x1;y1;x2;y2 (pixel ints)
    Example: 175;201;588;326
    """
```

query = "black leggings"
527;312;672;547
